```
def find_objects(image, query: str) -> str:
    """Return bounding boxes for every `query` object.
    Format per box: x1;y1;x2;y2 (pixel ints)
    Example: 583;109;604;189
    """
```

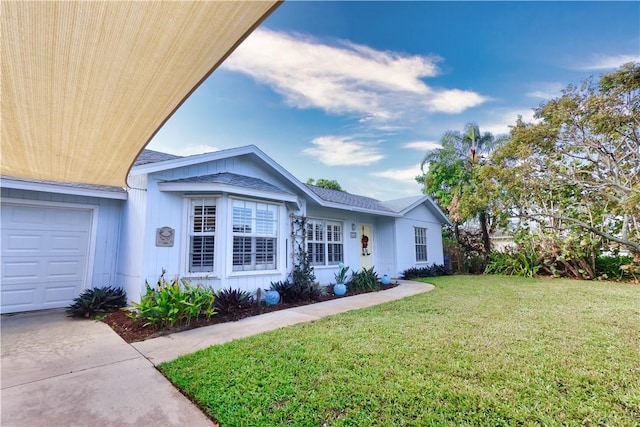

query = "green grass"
159;276;640;426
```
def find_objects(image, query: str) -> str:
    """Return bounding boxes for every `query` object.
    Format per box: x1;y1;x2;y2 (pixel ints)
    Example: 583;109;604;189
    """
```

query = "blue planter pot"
333;283;347;296
381;274;391;286
265;290;280;305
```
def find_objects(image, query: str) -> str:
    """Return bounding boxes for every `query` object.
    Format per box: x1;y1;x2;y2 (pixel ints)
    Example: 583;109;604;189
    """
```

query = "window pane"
233;236;252;266
193;205;216;233
256;209;275;235
233;207;252;233
415;227;428;261
190;236;214;272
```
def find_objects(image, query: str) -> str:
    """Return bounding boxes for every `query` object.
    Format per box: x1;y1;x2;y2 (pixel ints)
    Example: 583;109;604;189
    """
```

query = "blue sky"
148;1;640;201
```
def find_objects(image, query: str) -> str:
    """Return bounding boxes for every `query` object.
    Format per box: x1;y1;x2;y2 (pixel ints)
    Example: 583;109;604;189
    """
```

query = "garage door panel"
2;233;43;254
1;286;39;310
44;283;83;304
1;205;48;229
49;233;89;255
1;260;42;281
47;259;86;280
49;209;92;231
1;203;93;313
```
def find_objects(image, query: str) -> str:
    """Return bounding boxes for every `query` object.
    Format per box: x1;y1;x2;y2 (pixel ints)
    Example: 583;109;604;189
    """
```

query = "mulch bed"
102;283;399;343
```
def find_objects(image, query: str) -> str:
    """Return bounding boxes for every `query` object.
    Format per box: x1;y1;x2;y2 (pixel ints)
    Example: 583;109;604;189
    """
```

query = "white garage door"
1;203;94;313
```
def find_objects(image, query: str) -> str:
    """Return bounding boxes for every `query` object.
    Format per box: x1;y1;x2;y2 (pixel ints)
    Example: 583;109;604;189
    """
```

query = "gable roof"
130;145;451;224
134;150;182;166
161;172;294;196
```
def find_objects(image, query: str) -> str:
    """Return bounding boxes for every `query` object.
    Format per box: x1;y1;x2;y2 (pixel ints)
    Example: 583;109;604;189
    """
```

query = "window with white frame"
188;198;216;273
415;227;428;262
232;199;278;271
306;219;344;266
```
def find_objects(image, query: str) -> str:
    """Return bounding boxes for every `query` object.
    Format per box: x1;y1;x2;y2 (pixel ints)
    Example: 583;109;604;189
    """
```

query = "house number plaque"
156;227;175;247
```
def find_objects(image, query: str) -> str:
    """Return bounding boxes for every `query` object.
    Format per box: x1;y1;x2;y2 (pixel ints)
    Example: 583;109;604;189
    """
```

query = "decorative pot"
381;274;391;286
265;290;280;305
333;283;347;296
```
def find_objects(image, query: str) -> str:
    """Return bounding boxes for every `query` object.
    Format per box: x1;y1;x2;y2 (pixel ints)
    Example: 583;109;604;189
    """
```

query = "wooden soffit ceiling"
1;1;280;187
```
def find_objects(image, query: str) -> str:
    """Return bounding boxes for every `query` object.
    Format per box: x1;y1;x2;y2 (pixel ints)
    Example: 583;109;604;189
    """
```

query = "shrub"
399;264;450;280
595;255;635;280
348;267;380;292
484;250;543;278
215;287;254;318
66;286;127;318
269;280;325;304
130;274;215;328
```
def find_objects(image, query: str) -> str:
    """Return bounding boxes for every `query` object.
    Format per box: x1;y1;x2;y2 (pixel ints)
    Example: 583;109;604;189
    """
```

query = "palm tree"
419;123;497;254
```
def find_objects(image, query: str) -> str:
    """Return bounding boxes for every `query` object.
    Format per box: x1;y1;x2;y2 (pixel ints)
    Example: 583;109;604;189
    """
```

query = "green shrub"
399;264;450;280
66;286;127;318
348;267;380;292
595;255;635;280
130;274;215;328
215;287;254;318
484;250;542;277
269;280;325;303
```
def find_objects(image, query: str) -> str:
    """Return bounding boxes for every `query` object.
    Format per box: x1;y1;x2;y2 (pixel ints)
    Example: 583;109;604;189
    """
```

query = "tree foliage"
418;123;501;254
307;178;344;191
485;62;640;258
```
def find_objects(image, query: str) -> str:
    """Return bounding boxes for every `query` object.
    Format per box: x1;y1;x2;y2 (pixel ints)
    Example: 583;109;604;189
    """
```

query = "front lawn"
159;276;640;426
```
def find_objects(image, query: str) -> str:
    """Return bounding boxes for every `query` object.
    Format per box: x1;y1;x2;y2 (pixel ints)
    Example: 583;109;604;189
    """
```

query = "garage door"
1;203;94;313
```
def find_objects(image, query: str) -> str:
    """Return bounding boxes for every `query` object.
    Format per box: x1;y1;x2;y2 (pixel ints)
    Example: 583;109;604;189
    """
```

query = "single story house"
1;145;451;313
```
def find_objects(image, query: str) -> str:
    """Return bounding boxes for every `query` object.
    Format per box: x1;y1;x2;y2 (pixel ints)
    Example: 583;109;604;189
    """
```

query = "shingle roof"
133;149;181;166
161;173;294;195
1;175;127;194
380;196;425;213
304;184;395;213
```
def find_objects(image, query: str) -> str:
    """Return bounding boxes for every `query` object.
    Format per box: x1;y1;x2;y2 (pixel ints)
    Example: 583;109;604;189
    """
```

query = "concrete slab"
134;280;434;365
1;309;140;388
1;357;213;427
1;309;214;427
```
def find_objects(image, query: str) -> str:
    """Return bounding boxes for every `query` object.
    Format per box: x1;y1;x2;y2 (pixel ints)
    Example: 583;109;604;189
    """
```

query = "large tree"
486;62;640;257
418;123;499;253
306;178;344;191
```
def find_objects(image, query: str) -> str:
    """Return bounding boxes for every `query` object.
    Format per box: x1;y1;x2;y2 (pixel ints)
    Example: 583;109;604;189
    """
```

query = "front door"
359;224;373;270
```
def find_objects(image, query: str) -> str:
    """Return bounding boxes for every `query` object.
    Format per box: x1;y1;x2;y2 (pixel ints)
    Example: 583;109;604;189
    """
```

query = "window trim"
184;197;218;276
228;197;281;275
414;226;428;263
306;218;345;267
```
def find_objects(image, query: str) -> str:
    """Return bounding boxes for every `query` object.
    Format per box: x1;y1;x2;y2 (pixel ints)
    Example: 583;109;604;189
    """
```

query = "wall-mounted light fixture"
351;223;356;231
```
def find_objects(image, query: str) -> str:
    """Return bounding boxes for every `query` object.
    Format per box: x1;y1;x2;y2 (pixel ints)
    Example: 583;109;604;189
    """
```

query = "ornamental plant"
66;286;127;318
129;272;215;328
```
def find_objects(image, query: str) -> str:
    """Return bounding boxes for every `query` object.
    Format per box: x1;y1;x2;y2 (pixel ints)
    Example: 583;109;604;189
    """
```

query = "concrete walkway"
1;280;433;427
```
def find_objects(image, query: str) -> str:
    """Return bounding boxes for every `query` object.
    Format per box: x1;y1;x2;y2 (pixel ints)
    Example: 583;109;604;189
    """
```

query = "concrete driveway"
1;309;213;427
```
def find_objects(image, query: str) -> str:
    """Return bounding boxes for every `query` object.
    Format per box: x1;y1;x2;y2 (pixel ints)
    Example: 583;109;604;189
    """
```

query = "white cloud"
526;82;564;100
371;164;422;185
482;108;536;136
302;136;385;166
425;89;487;113
403;140;441;151
573;53;640;71
223;28;488;122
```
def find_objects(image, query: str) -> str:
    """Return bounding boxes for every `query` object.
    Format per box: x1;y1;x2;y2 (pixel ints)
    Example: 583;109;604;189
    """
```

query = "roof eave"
1;177;128;200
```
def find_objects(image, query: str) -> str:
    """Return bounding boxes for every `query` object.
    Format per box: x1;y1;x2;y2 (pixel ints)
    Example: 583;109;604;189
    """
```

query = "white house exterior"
1;145;450;313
